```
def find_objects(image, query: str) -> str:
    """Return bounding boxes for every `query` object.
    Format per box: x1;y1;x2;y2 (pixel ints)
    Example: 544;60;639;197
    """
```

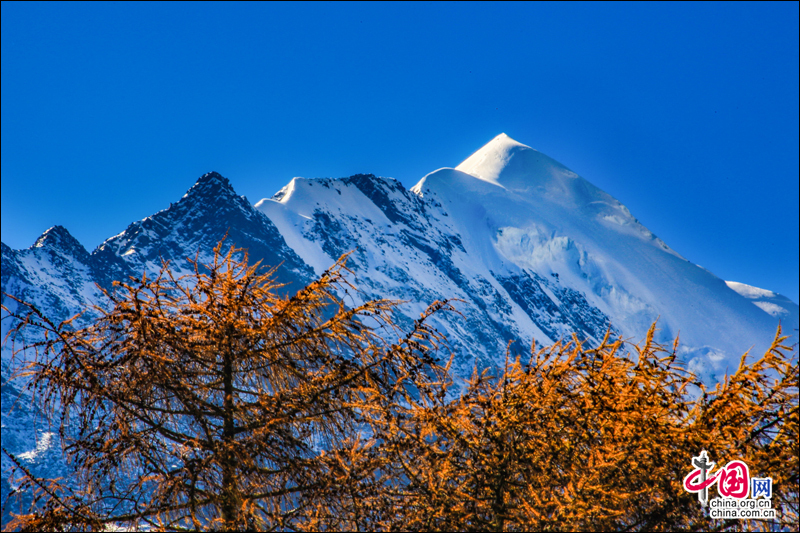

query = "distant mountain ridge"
2;136;797;520
3;135;796;378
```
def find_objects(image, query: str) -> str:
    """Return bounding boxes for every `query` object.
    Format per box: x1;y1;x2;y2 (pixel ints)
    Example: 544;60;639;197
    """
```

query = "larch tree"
364;326;798;532
2;241;454;531
2;238;797;532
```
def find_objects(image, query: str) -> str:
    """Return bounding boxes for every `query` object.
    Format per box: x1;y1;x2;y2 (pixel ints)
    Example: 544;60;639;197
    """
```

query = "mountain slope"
255;172;617;376
252;134;795;381
411;134;795;379
3;138;795;382
91;171;313;287
2;136;796;526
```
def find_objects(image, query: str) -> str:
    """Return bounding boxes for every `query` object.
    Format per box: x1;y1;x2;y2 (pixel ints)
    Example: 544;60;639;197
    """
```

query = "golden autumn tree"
2;241;453;531
362;326;798;532
3;237;797;532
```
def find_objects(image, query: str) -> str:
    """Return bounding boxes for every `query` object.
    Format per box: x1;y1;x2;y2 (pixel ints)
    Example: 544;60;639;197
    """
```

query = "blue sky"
2;1;798;302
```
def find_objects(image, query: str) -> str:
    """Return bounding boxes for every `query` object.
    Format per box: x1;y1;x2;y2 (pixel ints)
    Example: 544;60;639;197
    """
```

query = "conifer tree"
3;240;797;531
364;327;798;531
2;241;453;531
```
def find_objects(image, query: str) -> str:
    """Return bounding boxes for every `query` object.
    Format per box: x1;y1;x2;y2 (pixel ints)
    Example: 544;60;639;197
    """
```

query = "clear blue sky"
2;1;798;302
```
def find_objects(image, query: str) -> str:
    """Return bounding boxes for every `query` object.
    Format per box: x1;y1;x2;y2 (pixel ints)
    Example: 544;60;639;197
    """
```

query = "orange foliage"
2;241;797;531
358;328;797;531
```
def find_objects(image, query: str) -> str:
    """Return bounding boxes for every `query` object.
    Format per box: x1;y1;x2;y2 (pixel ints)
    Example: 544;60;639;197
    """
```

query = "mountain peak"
182;171;237;202
32;225;89;258
455;134;537;187
196;171;228;185
487;132;525;148
451;133;584;196
193;171;232;190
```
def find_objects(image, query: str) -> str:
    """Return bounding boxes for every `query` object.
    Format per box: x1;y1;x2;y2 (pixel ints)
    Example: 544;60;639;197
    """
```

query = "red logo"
684;451;750;505
716;460;749;498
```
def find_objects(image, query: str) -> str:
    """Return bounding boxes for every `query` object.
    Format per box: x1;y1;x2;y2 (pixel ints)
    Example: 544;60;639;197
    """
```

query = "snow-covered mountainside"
2;135;797;523
255;134;797;380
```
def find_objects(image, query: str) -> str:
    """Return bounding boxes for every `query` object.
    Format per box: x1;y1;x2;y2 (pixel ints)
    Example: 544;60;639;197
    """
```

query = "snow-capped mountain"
2;134;798;381
3;133;797;380
2;135;797;524
254;133;796;379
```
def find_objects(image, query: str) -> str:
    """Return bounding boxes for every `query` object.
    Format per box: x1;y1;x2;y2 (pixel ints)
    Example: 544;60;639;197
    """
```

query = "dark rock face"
91;171;314;290
2;173;315;323
2;226;99;324
496;271;614;345
33;225;91;262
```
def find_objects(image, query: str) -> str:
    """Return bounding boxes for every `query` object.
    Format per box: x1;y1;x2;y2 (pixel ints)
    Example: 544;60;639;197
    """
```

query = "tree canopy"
2;242;453;531
2;241;797;531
